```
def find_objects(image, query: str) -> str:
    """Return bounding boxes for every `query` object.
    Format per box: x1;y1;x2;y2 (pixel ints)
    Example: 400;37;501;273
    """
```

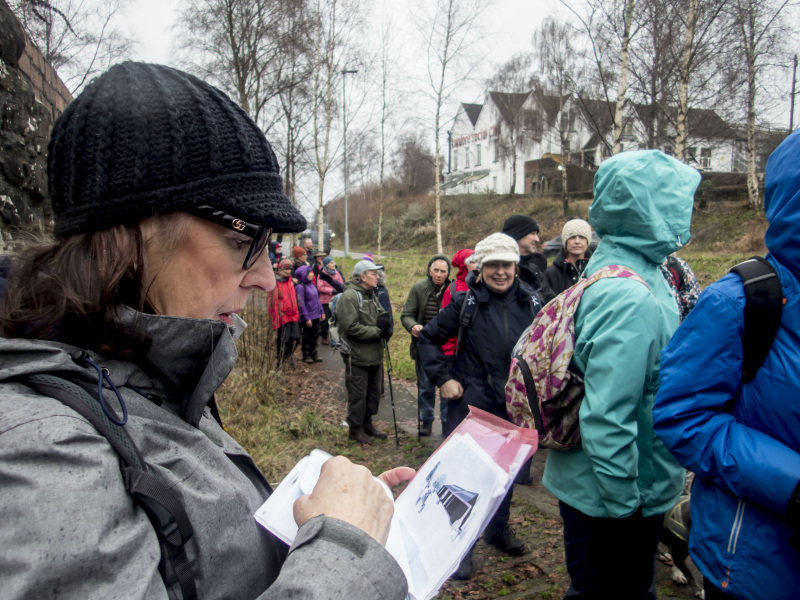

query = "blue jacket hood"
764;128;800;274
590;150;700;264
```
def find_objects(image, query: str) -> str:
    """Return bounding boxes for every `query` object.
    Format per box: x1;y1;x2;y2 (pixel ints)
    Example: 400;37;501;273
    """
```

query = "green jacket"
337;281;386;367
543;150;699;519
401;254;451;360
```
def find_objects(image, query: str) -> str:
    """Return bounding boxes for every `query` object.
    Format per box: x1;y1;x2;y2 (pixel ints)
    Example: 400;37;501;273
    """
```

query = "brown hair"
1;213;189;357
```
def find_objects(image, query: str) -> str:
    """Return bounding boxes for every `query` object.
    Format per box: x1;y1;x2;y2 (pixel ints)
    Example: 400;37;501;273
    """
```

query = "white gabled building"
443;90;767;195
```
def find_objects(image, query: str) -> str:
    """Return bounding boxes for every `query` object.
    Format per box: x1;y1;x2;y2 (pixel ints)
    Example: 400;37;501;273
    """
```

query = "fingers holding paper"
293;456;412;546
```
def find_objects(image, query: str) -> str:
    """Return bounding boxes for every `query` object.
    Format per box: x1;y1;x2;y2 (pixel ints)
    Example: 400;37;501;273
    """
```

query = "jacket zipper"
727;499;746;554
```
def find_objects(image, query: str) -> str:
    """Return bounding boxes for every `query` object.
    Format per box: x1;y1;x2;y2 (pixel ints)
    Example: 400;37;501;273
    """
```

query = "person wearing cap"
269;258;301;366
0;62;412;599
292;245;308;274
269;240;283;268
544;218;594;295
317;256;344;345
337;260;393;443
418;233;543;578
502;214;556;303
401;254;451;437
543;150;696;599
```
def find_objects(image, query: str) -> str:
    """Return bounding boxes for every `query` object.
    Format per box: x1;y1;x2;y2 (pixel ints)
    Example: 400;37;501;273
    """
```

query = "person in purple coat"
295;264;325;363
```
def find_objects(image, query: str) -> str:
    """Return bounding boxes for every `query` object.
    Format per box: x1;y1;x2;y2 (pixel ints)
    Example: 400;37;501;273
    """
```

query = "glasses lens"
243;227;272;270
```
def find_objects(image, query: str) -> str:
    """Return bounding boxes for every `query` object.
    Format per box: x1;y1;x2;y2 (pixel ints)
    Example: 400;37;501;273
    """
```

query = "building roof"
462;103;483;126
488;91;531;124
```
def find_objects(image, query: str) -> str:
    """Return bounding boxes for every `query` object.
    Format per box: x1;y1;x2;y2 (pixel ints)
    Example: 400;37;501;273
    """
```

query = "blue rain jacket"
543;150;697;519
654;129;800;599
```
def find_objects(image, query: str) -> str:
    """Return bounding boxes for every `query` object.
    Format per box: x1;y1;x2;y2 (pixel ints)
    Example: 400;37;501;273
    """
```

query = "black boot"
364;423;388;440
349;426;374;444
452;545;475;580
419;421;433;437
485;524;526;556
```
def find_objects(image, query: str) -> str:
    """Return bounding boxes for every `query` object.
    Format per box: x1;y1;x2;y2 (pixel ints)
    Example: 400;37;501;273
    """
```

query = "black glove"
377;312;394;339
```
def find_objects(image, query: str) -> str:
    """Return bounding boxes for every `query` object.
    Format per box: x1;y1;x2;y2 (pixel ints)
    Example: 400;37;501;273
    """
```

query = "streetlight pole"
342;68;357;257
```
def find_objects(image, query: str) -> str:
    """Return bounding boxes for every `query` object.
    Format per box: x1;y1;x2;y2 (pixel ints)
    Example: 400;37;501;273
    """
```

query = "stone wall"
0;0;72;252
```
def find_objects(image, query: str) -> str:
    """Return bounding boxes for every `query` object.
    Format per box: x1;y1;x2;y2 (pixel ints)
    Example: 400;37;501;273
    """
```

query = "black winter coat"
519;254;556;303
543;250;592;295
418;271;541;419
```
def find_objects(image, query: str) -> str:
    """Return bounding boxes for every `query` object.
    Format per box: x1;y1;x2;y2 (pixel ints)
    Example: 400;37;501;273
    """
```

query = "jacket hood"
295;264;313;282
451;249;475;283
0;307;244;427
764;129;800;273
590;150;699;264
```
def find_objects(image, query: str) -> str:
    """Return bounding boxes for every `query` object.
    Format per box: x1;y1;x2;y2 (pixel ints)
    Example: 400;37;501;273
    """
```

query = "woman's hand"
294;457;415;546
440;379;464;400
306;320;312;327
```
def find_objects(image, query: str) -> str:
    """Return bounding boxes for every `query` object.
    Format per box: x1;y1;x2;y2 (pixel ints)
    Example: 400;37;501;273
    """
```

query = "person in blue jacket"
653;129;800;600
543;150;698;599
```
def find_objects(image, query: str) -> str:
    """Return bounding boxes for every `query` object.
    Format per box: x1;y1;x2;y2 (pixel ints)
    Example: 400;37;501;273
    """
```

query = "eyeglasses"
186;205;272;270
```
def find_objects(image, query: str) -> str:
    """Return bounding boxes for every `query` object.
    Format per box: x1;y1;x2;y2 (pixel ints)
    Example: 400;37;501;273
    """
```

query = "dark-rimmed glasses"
185;205;272;270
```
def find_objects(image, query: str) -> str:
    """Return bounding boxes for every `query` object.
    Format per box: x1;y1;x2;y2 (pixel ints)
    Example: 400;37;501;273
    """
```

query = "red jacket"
441;249;474;356
268;277;300;329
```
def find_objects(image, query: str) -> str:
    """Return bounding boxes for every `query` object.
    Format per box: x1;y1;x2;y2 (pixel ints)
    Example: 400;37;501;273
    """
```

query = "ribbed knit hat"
292;246;306;259
48;62;306;236
502;214;539;241
561;219;592;245
473;233;520;268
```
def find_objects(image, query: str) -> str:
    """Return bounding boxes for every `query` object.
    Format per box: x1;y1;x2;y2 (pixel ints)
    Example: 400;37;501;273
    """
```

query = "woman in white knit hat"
417;232;544;579
544;218;594;295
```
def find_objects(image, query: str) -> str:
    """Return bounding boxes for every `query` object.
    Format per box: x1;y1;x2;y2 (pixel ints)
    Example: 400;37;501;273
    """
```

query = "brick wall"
0;0;71;251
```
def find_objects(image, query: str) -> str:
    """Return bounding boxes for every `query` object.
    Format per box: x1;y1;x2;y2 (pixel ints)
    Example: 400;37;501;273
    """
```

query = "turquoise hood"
590;150;700;264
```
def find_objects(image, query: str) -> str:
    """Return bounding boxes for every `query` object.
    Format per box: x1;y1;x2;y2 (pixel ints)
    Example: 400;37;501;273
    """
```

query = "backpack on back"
728;256;784;383
328;290;362;353
505;265;648;450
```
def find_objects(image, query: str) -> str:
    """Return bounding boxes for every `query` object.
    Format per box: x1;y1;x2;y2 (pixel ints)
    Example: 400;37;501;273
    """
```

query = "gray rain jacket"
0;307;406;600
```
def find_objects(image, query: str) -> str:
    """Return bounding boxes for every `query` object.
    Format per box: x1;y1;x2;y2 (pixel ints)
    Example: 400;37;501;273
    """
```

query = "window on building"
622;120;635;137
476;144;482;166
700;148;711;168
687;147;698;162
465;149;470;168
453;151;458;171
492;176;497;190
562;139;571;153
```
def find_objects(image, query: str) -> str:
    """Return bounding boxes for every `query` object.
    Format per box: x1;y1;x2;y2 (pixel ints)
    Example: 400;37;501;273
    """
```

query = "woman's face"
143;214;275;325
481;261;516;293
327;260;336;270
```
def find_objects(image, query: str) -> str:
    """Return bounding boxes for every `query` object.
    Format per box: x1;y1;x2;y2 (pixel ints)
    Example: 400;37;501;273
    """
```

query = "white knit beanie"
561;219;592;245
473;233;520;268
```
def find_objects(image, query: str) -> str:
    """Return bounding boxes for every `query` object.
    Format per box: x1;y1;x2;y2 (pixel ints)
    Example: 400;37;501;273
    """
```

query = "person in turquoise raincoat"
654;129;800;600
543;150;698;599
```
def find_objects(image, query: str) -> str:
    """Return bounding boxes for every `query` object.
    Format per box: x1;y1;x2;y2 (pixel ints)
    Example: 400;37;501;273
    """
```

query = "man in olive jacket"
338;260;393;444
401;254;451;436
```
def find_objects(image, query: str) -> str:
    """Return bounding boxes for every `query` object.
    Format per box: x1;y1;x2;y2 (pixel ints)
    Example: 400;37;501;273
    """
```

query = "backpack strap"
729;256;783;383
455;290;478;355
21;373;198;600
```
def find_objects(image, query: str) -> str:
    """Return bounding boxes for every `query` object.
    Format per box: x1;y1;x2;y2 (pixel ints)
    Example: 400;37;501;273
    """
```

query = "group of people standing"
267;237;344;366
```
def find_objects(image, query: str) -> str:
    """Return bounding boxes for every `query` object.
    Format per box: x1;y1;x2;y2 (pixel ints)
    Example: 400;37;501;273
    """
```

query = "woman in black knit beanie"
0;62;412;600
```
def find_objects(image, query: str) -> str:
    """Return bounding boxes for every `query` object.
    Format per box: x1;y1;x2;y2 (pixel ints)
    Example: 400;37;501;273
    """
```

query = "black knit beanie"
48;62;306;236
502;214;539;241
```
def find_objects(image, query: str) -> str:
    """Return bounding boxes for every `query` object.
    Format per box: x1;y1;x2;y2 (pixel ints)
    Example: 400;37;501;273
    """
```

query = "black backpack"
729;256;784;383
21;369;199;600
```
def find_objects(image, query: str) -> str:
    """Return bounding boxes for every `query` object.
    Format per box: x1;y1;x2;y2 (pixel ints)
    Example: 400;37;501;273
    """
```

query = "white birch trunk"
675;0;698;161
612;0;636;155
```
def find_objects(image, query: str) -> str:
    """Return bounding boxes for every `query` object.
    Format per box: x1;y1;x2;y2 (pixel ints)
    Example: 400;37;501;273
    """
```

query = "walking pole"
383;339;400;447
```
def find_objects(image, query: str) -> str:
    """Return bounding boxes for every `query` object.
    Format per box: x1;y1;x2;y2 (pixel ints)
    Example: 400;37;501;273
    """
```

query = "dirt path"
291;347;703;599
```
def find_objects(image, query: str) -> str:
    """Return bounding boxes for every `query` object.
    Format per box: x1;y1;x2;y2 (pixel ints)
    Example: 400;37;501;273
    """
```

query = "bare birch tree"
533;18;580;214
414;0;484;254
727;0;792;207
10;0;133;93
